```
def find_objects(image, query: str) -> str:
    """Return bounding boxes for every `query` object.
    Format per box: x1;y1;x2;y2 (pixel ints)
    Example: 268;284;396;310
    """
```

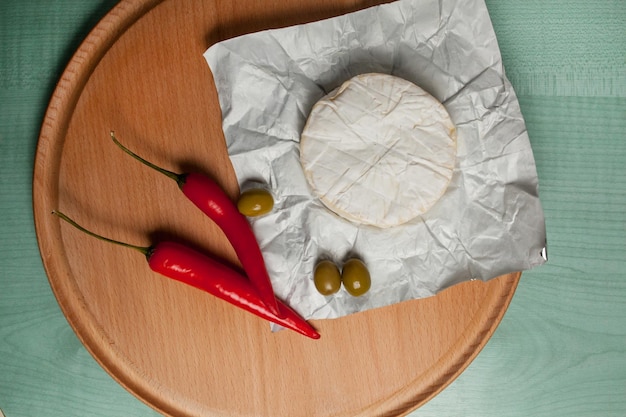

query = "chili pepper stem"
109;131;283;319
52;210;152;259
110;131;186;189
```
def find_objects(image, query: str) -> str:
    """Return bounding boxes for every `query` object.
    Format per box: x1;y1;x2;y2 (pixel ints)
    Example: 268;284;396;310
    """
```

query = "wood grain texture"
4;0;625;417
485;0;626;97
1;2;161;415
30;0;521;416
413;95;626;417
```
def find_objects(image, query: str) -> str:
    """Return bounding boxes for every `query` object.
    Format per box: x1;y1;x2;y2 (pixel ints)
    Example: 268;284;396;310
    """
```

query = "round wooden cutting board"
33;0;521;416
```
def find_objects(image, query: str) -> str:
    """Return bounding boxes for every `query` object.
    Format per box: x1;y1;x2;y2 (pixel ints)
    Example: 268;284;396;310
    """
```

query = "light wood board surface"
32;0;521;416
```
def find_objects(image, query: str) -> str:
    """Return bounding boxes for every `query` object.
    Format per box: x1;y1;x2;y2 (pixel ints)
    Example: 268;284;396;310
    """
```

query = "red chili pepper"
110;132;282;318
53;211;320;339
149;241;319;338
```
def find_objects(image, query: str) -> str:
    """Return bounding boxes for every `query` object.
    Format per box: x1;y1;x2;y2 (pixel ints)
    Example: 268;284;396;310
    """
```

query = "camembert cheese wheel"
300;73;457;228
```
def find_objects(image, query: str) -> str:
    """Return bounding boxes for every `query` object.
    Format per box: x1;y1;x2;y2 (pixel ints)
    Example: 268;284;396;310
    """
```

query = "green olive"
237;188;274;217
313;260;342;296
342;258;371;296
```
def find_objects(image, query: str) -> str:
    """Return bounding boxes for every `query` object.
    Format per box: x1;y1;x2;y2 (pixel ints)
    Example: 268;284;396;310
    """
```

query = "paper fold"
204;0;547;321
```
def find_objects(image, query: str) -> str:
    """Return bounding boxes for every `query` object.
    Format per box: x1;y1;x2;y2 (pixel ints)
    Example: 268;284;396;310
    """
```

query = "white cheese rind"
300;73;457;228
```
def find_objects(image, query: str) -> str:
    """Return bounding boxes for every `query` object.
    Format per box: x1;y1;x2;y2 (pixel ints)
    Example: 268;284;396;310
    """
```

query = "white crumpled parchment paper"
203;0;547;322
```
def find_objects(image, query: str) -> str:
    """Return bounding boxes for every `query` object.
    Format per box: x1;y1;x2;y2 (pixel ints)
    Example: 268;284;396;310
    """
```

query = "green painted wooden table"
1;1;625;416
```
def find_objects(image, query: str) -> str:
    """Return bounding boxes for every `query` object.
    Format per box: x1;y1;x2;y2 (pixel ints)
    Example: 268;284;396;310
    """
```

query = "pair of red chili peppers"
54;133;319;339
